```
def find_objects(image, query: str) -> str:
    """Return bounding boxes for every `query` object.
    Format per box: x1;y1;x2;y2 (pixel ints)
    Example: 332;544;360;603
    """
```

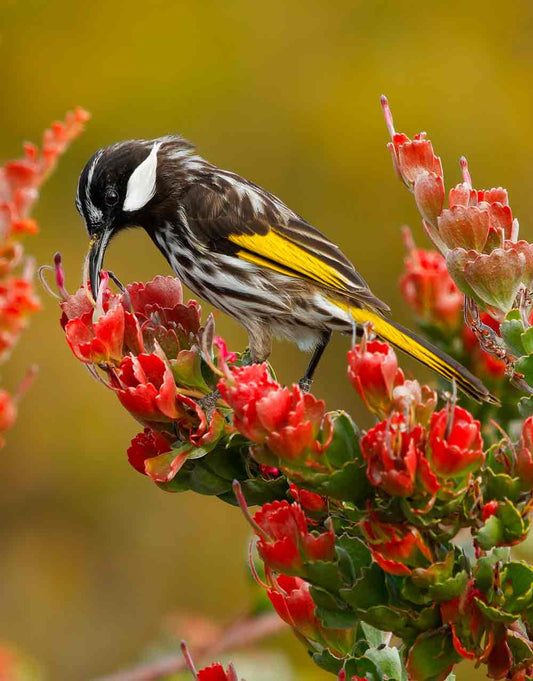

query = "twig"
91;612;286;681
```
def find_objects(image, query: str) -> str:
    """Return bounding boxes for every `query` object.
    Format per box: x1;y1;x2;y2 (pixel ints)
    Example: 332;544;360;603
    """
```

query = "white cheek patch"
123;142;161;212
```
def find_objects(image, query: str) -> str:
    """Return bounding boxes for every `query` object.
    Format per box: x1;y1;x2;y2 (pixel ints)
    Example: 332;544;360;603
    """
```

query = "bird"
75;135;496;404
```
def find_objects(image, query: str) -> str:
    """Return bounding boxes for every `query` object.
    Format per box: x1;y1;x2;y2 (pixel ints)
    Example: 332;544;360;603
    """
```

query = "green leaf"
475;514;504;550
217;475;288;506
507;629;533;664
522;327;533;354
306;560;343;593
405;629;460;681
323;411;362;469
483;467;521;503
500;315;525;356
312;649;344;674
519;395;533;419
474;598;516;624
515;355;533;386
343;655;382;681
189;461;233;495
340;564;389;612
359;622;385;648
336;534;372;582
170;350;212;391
298;459;372;505
365;645;404;681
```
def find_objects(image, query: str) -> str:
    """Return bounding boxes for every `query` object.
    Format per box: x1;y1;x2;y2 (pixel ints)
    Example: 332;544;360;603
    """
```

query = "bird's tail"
342;305;498;405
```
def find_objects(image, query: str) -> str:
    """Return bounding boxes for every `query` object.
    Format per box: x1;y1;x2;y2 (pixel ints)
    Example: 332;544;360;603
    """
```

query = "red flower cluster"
382;95;444;229
0;109;88;446
1;107;89;240
56;260;232;481
385;99;533;320
362;511;432;576
253;500;335;574
218;363;327;466
268;574;354;655
399;228;463;333
348;337;437;425
352;339;484;499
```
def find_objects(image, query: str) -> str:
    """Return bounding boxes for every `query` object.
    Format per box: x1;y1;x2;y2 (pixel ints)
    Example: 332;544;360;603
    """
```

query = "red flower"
127;428;173;475
1;108;89;232
481;500;499;521
126;276;201;353
382;96;444;228
197;663;239;681
399;230;463;332
115;353;180;424
361;512;432;575
218;364;325;463
289;484;327;514
516;416;533;490
440;581;485;660
360;414;438;497
441;180;514;252
347;340;402;417
253;500;335;574
65;296;125;364
268;575;354;655
429;406;484;478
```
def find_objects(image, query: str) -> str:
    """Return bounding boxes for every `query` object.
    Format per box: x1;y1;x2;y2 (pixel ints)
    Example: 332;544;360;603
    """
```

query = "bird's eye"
105;188;119;206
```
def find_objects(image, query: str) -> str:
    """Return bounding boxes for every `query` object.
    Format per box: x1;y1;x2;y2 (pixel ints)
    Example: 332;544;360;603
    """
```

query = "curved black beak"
86;227;114;300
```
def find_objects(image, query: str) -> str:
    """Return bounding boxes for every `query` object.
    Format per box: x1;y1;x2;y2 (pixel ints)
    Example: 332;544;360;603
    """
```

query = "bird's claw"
197;389;220;421
298;376;313;393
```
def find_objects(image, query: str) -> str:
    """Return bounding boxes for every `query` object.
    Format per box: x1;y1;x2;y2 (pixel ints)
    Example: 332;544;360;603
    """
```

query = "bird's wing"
180;174;390;312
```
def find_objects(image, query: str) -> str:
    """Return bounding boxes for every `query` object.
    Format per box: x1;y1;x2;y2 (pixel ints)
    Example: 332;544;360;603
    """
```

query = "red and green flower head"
360;413;439;498
399;228;463;332
218;363;326;464
253;500;335;575
361;511;432;575
267;574;355;656
428;406;484;480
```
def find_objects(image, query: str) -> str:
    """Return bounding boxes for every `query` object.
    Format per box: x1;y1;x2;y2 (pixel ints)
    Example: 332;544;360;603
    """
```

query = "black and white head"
76;136;198;297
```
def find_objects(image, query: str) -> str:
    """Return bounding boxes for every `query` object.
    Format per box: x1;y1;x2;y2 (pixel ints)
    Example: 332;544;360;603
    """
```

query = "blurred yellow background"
3;0;533;678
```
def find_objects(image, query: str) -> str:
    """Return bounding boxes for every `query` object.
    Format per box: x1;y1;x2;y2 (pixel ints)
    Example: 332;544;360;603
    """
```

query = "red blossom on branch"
218;364;326;463
253;500;335;574
267;574;354;655
360;413;438;498
399;228;463;332
347;339;402;417
428;406;484;478
361;512;432;575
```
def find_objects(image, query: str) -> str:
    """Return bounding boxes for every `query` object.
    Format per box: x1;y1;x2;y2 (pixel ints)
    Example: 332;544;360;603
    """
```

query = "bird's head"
76;136;195;298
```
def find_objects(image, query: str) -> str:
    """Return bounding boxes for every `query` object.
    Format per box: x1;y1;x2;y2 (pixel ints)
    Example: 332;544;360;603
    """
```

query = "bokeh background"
3;1;533;678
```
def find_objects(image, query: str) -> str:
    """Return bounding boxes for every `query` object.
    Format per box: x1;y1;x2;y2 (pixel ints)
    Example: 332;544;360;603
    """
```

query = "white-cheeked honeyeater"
75;135;496;403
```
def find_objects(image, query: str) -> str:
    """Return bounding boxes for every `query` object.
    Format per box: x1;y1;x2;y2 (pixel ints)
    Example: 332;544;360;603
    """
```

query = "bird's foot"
298;376;313;393
197;389;221;421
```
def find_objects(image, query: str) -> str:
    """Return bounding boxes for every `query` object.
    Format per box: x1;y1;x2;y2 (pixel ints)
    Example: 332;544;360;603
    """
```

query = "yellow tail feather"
343;306;498;405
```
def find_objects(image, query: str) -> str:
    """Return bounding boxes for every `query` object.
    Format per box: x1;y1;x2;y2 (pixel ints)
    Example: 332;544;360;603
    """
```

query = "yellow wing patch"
229;231;349;290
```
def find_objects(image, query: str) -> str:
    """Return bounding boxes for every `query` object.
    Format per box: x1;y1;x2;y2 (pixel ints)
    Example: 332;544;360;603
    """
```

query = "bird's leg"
298;330;332;393
199;326;272;418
